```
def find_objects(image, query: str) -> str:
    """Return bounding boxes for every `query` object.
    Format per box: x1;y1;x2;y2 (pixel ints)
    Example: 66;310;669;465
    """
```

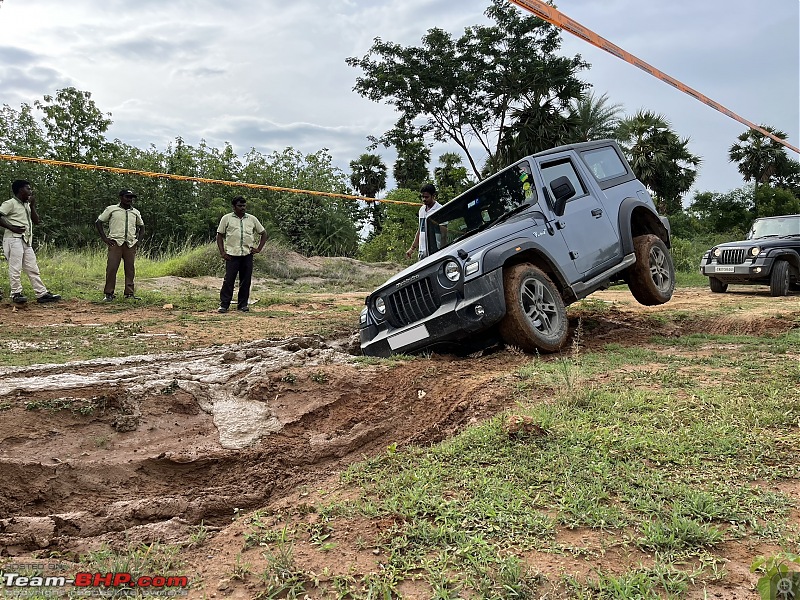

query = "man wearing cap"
0;179;61;304
95;189;145;302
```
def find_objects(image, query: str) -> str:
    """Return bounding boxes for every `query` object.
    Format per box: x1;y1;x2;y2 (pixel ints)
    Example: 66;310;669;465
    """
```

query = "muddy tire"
499;264;568;353
627;234;675;306
769;260;790;296
709;277;728;293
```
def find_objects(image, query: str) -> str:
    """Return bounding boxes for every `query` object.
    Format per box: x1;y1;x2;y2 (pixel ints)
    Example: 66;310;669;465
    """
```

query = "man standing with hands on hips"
216;196;267;313
95;189;145;302
0;179;61;304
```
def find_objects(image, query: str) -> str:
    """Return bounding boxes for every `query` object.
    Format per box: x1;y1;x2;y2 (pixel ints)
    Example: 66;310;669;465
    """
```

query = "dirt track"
0;285;798;597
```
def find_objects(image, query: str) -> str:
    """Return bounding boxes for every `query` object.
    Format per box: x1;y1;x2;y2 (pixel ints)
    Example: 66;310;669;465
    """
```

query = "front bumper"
360;268;505;357
700;256;776;284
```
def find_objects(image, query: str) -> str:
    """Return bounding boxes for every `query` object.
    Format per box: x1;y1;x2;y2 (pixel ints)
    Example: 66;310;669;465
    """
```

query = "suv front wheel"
770;260;791;296
709;277;728;293
627;234;675;306
499;264;568;353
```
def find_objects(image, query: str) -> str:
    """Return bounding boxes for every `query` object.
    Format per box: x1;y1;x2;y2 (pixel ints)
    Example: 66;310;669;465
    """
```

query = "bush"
670;234;737;273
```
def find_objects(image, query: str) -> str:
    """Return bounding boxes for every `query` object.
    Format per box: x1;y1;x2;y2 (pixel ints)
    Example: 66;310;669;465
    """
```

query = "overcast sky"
0;0;797;199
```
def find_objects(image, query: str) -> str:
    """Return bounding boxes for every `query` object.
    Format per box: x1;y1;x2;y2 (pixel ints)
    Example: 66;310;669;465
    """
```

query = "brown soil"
0;281;797;599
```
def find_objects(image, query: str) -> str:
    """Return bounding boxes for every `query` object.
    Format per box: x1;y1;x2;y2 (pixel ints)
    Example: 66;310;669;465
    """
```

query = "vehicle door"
535;154;621;276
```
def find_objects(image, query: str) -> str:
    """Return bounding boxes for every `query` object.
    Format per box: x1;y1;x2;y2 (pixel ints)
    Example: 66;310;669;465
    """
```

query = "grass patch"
275;327;799;597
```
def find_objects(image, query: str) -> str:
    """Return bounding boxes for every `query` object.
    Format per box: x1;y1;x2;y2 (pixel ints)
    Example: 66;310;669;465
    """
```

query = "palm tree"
616;110;700;214
492;97;578;173
568;91;623;142
393;140;430;191
349;153;388;235
729;125;791;214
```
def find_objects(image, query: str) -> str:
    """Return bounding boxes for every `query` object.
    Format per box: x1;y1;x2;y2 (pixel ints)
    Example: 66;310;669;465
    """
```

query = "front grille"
719;248;747;265
387;278;440;328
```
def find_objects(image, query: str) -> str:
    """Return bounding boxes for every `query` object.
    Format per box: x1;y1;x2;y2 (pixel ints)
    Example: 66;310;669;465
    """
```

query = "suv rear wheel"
499;264;567;353
770;260;790;296
627;234;675;306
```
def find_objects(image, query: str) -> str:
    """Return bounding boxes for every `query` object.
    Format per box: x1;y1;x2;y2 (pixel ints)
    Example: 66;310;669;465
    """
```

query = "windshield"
426;160;537;253
748;215;800;239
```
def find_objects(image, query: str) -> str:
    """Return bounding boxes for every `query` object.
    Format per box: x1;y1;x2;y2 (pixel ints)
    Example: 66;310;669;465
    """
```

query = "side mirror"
550;176;575;217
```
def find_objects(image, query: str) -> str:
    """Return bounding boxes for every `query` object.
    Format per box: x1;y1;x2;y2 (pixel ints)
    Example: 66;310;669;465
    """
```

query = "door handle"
591;208;603;218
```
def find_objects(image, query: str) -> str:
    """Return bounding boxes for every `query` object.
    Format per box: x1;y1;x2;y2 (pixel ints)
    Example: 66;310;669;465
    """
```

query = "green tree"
615;110;700;215
729;125;792;214
249;147;357;256
350;153;388;237
755;184;800;217
687;188;752;235
568;91;623;142
346;0;587;180
33;88;114;242
492;100;578;171
358;189;420;263
35;87;111;162
393;139;430;191
434;152;472;201
0;103;49;201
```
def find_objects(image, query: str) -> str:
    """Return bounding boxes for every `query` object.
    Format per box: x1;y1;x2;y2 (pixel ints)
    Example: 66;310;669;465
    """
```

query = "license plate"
714;266;735;273
388;324;429;350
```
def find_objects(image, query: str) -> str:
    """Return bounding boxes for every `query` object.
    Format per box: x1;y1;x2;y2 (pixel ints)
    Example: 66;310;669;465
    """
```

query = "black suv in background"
359;140;676;357
700;214;800;296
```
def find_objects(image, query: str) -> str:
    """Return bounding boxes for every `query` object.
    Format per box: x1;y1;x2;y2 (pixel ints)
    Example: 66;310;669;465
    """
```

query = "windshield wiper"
492;202;532;227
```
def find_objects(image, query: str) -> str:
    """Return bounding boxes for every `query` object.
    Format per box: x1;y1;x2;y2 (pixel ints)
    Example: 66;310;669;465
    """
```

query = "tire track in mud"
0;336;522;554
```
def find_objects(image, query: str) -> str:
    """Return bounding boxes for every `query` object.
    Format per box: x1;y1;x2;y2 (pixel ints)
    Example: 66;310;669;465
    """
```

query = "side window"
539;159;586;201
581;146;628;182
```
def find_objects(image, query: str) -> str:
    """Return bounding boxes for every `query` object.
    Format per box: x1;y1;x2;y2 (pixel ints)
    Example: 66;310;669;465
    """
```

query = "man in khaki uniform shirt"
95;189;145;302
216;196;267;313
0;179;61;304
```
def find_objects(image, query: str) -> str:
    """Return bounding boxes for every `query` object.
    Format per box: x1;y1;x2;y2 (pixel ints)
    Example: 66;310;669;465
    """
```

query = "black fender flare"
617;198;671;255
482;237;568;286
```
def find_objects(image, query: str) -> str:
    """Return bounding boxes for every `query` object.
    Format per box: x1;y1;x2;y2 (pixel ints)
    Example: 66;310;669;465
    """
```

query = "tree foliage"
349;153;388;237
346;0;587;179
1;89;359;256
729;125;794;215
568;91;623;142
358;189;420;264
615;110;700;215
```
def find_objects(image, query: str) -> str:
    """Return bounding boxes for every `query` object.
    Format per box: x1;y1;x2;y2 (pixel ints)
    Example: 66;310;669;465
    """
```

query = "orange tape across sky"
509;0;799;155
0;153;418;206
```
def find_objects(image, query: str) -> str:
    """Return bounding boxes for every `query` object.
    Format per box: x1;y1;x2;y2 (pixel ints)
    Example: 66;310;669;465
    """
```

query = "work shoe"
124;294;142;300
11;292;28;304
37;292;61;303
103;293;115;302
217;306;229;313
237;306;250;312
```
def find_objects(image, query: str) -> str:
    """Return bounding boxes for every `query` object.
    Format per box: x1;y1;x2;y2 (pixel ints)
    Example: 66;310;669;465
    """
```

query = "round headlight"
444;260;460;282
749;246;760;257
713;248;721;257
375;297;386;315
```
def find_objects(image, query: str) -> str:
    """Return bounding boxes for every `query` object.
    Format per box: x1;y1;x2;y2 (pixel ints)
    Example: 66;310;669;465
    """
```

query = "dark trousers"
105;243;137;296
220;253;253;309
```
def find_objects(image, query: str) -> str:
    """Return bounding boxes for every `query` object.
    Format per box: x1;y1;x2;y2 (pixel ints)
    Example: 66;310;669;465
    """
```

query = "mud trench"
0;334;519;557
0;300;797;558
